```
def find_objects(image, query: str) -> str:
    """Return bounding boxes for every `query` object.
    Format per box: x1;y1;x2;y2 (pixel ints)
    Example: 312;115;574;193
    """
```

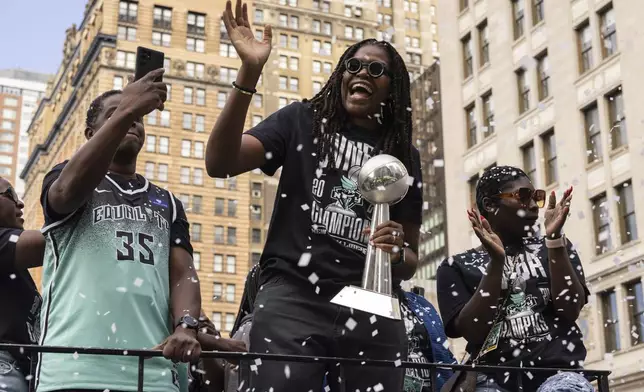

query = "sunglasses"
345;58;391;78
0;186;20;205
495;187;546;208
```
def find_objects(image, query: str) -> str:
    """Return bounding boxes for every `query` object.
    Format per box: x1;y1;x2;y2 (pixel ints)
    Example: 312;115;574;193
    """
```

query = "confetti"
111;323;117;333
265;152;273;160
9;234;19;243
133;278;144;287
301;204;310;211
308;272;319;284
284;364;291;379
345;317;357;331
298;253;312;267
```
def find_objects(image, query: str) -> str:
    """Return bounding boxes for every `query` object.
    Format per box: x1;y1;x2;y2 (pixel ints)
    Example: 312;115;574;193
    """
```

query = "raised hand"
222;0;273;69
120;68;167;116
468;209;505;262
544;186;573;238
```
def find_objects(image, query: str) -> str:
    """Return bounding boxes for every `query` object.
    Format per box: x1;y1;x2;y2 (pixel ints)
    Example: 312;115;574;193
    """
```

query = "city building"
0;69;49;196
439;0;644;389
21;0;439;335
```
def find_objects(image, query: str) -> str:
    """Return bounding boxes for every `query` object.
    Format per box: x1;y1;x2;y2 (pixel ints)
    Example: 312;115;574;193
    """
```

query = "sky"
0;0;88;75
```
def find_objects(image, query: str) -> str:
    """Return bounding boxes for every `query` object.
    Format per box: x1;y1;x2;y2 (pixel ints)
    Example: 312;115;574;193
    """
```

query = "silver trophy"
330;154;409;320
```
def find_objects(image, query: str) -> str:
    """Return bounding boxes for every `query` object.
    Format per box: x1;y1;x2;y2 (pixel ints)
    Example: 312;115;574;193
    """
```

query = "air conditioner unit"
354;7;362;17
252;190;262;198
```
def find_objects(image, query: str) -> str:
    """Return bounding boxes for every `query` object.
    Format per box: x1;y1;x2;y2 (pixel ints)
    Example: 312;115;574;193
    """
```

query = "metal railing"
0;343;611;392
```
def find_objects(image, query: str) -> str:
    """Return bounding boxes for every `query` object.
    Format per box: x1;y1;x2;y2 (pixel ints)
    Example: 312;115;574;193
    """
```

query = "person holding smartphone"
35;69;201;392
205;1;423;390
0;178;45;392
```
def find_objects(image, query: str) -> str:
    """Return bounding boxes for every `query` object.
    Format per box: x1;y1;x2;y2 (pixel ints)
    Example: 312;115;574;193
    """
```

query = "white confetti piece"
116;287;127;293
374;383;384;392
9;274;16;280
73;352;79;360
9;234;19;243
370;315;377;324
394;359;402;367
265;152;273;160
567;342;576;352
111;323;117;333
371;329;378;336
298;253;312;267
284;364;291;379
308;272;319;284
133;278;144;287
301;204;310;211
406;176;415;186
296;144;303;151
345;317;357;331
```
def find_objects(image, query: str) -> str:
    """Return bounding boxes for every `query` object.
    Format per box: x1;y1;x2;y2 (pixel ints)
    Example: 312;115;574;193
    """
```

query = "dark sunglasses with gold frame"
0;185;20;205
494;187;546;208
345;57;392;78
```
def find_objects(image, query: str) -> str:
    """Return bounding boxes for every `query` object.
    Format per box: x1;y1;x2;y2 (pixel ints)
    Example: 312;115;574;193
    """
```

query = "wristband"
545;234;566;249
232;81;257;95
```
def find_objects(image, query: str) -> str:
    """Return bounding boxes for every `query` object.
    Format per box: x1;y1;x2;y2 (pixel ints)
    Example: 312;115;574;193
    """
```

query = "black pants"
242;276;407;392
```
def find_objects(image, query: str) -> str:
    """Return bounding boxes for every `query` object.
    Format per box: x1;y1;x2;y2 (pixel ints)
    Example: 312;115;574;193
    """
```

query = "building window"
279;76;287;90
600;5;617;58
193;168;203;185
322;42;332;56
254;9;264;23
196;89;206;106
482;92;494;136
537;52;549;101
478;21;489;67
625;281;644;346
226;255;236;274
312;20;321;33
184;87;193;104
279;97;288;109
583;104;602;163
465;104;476;148
289;57;299;71
220;43;237;58
213;254;223;272
289;78;299;91
116;51;136;69
323;62;332;73
164;58;171;72
607;88;626;150
159;137;169;154
522;142;537;182
253;94;263;108
312;40;321;54
146;135;156;152
191;223;202;242
225;313;235;331
218;92;227;108
227;227;237;245
313;82;322;95
252;115;262;127
145;162;155;179
182;113;192;130
251;252;261;265
211;312;222;330
166;84;171;101
512;0;525;39
117;25;137;41
181;140;191;157
251;205;262;221
226;284;235;302
592;193;612;254
213;283;223;300
601;290;621;352
192;195;202;214
113;76;124;90
160;111;170;127
214;226;225;244
119;1;138;23
180;167;190;184
532;0;544;25
193;252;201;270
279;14;287;27
195;115;205;132
468;174;479;208
157;164;168;182
322;22;332;35
178;194;190;209
3;98;18;107
461;34;473;78
345;26;353;39
517;69;530;113
279;55;287;69
252;228;262;244
541;130;557;186
152;31;171;47
215;198;224;216
186;62;205;78
228;178;237;190
616;181;638;244
187;12;206;35
194;141;204;159
153;6;172;29
578;22;593;73
290;15;299;29
459;0;469;11
0;121;12;131
313;61;321;73
227;199;237;217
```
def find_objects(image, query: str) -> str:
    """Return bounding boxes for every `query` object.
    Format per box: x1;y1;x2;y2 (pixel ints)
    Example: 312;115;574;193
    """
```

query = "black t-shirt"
246;102;423;298
401;301;433;392
436;236;589;391
0;228;42;365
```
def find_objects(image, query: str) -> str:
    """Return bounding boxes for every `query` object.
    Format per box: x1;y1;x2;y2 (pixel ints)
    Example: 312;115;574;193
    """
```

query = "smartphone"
134;46;165;82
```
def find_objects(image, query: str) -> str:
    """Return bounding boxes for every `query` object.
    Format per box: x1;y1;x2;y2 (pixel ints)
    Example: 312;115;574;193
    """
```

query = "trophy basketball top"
357;154;409;205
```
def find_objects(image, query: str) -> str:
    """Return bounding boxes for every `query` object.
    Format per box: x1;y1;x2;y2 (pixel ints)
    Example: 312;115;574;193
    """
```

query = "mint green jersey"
36;164;193;392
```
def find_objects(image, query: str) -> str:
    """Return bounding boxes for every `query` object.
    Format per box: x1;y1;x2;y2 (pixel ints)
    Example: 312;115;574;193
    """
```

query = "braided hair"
475;165;529;217
86;90;121;128
230;263;261;337
304;39;415;172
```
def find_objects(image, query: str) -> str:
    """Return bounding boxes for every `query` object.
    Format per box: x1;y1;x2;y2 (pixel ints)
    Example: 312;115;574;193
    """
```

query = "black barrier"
0;343;611;392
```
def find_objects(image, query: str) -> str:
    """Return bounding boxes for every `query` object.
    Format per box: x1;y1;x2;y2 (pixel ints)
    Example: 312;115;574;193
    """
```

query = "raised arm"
47;69;166;215
205;0;272;178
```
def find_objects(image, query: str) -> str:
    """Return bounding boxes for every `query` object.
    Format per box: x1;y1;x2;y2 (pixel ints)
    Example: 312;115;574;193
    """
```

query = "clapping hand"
468;209;505;262
544;186;573;238
222;0;273;69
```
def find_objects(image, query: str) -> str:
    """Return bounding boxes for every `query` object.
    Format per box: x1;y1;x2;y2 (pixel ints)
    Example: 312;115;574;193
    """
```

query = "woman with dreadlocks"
436;166;591;392
205;0;422;390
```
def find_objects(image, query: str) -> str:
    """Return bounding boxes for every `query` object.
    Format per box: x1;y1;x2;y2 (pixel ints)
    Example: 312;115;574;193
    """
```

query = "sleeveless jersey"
36;168;185;392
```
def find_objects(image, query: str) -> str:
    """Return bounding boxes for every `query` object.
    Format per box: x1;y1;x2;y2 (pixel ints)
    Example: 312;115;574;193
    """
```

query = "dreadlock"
475;165;529;217
86;90;122;128
230;263;261;337
304;39;415;172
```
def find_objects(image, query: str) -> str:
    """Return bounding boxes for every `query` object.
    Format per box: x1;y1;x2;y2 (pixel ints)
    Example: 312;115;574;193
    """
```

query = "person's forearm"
170;259;201;329
548;246;585;322
205;64;261;178
48;107;137;215
454;259;505;344
392;248;419;281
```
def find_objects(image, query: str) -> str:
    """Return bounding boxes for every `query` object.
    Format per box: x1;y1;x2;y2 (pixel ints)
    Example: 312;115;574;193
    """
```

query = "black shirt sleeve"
566;239;590;303
40;161;71;226
390;147;423;225
244;102;304;176
0;228;22;274
171;194;193;256
436;259;474;339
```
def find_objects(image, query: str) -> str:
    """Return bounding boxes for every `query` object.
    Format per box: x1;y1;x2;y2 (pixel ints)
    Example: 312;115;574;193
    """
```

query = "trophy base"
330;286;402;320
